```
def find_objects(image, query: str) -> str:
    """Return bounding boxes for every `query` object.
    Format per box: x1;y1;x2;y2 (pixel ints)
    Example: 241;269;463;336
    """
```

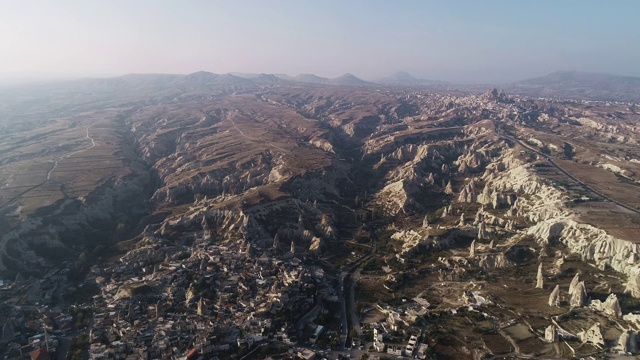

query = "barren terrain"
1;75;640;358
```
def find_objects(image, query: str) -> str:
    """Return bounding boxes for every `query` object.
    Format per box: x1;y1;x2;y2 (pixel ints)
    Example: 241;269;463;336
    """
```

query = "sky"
1;0;639;84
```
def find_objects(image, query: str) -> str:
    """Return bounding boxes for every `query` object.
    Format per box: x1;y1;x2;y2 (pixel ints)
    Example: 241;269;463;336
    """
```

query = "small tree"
114;222;126;241
563;143;575;159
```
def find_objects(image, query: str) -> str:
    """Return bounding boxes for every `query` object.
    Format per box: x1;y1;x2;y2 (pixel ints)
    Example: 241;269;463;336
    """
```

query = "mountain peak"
293;73;329;84
184;71;219;83
211;73;252;84
375;72;446;86
389;71;417;81
329;73;371;86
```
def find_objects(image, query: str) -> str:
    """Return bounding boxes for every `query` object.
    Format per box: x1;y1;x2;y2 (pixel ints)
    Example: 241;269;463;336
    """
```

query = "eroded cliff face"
3;81;640;306
6;76;640;360
0;164;152;276
475;148;640;294
345;90;640;304
0;98;159;277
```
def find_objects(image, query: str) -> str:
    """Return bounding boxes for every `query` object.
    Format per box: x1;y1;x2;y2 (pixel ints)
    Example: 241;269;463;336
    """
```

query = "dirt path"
228;114;289;153
0;117;105;210
47;125;98;181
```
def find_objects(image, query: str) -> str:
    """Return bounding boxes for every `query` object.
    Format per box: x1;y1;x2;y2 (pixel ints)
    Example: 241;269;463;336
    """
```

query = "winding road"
46;126;98;181
0;120;102;210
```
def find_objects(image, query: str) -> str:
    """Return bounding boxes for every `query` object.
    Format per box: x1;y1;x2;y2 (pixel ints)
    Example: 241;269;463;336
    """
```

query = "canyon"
1;74;640;359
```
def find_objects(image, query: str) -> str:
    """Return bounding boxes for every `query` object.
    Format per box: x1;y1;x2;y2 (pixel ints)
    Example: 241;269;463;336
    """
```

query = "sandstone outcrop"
578;323;604;347
570;281;587;308
536;263;544;289
617;330;639;354
549;285;561;307
478;253;512;269
590;293;622;318
545;325;558;343
477;222;488;240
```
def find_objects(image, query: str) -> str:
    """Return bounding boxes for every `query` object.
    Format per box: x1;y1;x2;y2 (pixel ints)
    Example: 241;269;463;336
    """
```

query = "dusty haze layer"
2;1;640;83
1;75;640;358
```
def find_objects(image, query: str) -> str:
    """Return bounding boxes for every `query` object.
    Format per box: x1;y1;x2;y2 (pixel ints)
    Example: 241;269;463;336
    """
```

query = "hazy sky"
1;0;639;83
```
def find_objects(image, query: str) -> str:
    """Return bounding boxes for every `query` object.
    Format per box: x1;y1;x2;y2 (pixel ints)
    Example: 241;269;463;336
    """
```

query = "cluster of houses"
85;238;330;359
369;298;430;359
0;270;72;359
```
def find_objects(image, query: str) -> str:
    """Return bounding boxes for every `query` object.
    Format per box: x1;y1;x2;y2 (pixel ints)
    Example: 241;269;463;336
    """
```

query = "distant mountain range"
374;71;448;86
274;71;446;86
277;72;376;86
181;71;377;87
7;70;639;103
501;70;640;102
291;74;329;84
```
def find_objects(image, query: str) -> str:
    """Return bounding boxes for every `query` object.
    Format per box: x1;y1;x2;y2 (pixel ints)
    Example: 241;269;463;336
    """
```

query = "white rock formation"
569;273;581;295
469;240;476;257
545;325;558;343
591;293;622;318
455;148;488;174
578;323;604;347
444;181;454;195
570;281;587;308
315;214;337;240
625;274;640;298
536;263;544;289
527;218;640;297
481;152;568;223
376;180;418;215
617;330;639;354
458;187;468;203
441;205;450;218
392;230;423;253
474;207;484;225
185;283;196;307
309;237;322;253
197;297;203;316
477;222;488;240
603;293;623;318
478;253;512;269
549;285;561;307
309;137;335;153
624;314;640;329
273;233;281;250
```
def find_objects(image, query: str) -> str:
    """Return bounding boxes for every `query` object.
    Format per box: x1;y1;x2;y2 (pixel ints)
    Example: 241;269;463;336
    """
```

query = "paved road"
500;133;640;216
336;253;372;350
338;272;348;350
348;267;363;339
239;343;267;360
56;336;71;360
